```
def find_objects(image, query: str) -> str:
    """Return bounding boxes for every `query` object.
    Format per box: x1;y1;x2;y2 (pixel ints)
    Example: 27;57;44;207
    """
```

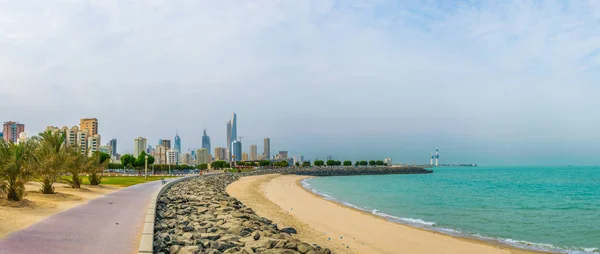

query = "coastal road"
0;177;187;254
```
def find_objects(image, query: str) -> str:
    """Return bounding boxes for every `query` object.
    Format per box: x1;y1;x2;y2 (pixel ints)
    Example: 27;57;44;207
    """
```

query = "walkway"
0;179;165;254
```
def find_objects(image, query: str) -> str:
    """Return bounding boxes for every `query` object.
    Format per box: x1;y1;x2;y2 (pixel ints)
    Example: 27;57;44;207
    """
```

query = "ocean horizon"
302;166;599;254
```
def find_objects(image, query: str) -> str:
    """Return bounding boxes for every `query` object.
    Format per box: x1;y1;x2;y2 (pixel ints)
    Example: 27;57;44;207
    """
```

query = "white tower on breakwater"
430;152;434;166
435;147;439;166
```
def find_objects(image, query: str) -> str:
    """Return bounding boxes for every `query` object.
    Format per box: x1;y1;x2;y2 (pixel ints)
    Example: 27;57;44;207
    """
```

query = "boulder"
201;233;221;241
280;228;297;234
297;243;312;253
178;245;201;254
252;231;261;241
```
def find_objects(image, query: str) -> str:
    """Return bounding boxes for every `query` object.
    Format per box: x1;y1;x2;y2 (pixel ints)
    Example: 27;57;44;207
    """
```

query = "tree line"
0;130;109;201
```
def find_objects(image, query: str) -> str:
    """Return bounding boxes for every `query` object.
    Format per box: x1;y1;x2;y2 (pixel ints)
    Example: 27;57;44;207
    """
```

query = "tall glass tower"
231;113;237;143
174;132;181;154
202;129;211;154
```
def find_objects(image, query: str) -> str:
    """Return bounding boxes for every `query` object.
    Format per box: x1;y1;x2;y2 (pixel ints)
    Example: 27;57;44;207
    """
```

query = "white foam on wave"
298;178;598;254
371;209;436;227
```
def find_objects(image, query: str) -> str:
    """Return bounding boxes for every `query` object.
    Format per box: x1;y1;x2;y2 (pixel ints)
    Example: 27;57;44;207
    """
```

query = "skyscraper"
278;151;288;159
231;113;237;145
174;132;181;154
202;129;211;154
214;147;227;161
3;121;25;143
249;145;257;161
109;139;117;157
134;137;147;157
231;140;242;162
242;152;248;161
263;137;270;160
79;118;98;136
227;113;238;160
161;139;171;149
196;148;211;164
226;121;232;156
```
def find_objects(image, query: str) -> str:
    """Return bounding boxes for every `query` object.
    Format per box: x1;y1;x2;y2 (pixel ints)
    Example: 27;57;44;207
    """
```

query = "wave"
300;179;599;254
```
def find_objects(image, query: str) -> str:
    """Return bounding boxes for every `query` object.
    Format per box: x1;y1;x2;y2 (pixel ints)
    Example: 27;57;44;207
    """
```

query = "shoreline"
228;174;545;254
296;176;547;254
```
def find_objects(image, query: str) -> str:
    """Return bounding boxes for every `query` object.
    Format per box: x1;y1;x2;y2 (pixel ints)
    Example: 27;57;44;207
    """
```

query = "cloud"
0;0;599;165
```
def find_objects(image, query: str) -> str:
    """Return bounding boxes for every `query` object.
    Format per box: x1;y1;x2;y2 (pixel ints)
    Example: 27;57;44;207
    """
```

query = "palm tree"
0;139;38;201
88;152;109;185
64;145;90;188
31;131;67;194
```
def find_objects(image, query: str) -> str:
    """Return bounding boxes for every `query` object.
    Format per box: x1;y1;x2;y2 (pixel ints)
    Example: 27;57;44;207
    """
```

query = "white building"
384;158;393;166
133;137;147;157
166;149;179;165
87;134;101;157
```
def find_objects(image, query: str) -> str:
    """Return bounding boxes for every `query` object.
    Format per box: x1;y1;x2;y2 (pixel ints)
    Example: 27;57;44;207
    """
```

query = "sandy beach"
0;182;120;238
227;174;541;254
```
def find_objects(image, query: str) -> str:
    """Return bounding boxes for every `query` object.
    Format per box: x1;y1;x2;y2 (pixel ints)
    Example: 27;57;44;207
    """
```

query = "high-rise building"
174;132;181;154
202;129;211;154
196;148;211;164
326;155;332;161
278;151;288;159
79;118;98;136
242;152;249;161
87;134;101;157
161;139;171;149
166;149;179;165
226;121;232;157
134;137;147;157
300;156;304;162
249;145;257;161
226;113;238;160
214;147;227;161
263;137;270;160
180;153;192;165
65;126;78;147
109;139;117;157
230;113;237;145
76;130;88;155
153;145;167;165
99;145;111;155
3;121;25;143
231;140;242;162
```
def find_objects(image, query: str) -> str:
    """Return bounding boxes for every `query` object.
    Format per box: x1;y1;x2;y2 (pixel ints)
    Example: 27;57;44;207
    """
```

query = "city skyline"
2;1;600;165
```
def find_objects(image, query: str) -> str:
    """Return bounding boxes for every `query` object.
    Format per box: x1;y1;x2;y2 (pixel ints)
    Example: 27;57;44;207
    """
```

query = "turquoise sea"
302;166;600;253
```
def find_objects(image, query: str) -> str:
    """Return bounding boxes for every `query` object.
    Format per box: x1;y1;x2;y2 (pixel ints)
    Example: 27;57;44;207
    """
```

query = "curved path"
0;179;166;254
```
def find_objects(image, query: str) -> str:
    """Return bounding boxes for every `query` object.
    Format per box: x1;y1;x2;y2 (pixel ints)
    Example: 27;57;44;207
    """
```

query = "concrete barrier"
137;176;197;254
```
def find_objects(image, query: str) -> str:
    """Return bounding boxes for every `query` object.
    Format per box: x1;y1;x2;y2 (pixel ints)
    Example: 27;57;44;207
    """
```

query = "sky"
1;0;599;166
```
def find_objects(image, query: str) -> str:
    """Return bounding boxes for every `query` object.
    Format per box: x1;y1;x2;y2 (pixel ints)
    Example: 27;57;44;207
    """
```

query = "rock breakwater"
154;167;431;253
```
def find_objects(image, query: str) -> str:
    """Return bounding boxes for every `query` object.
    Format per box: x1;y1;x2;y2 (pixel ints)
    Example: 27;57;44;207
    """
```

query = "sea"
302;166;600;253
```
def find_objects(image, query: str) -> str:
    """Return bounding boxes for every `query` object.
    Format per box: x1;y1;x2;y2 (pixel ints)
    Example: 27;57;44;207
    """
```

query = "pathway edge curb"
137;175;197;254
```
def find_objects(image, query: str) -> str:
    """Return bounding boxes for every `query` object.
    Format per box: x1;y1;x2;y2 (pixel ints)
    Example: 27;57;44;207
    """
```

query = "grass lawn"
82;176;181;187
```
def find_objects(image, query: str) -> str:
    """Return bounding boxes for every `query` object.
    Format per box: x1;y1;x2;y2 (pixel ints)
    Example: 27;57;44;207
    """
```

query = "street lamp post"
145;155;148;179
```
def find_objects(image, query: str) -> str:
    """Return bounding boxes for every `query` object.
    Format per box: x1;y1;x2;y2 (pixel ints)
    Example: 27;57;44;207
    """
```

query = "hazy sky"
1;0;599;166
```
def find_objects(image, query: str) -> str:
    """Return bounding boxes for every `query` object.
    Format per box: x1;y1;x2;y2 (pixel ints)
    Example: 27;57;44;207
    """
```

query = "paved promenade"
0;179;165;254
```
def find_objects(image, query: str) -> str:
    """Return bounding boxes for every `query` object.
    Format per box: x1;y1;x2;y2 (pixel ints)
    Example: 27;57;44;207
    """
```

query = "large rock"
280;228;297;234
178;245;201;254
